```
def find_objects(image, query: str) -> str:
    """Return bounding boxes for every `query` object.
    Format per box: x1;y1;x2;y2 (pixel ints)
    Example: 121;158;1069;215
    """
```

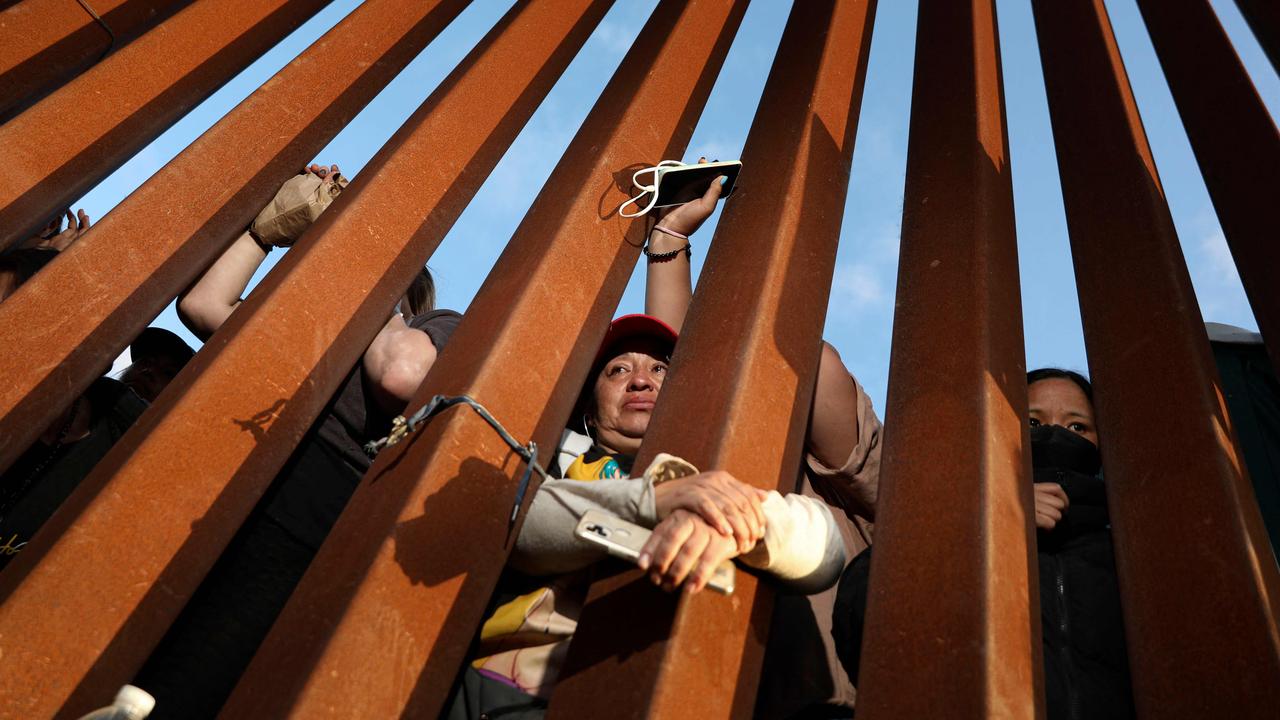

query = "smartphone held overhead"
619;159;742;218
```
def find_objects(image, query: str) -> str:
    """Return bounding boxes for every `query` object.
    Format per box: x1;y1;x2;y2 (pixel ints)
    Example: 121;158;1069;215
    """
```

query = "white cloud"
690;137;734;164
1199;228;1240;285
830;262;885;311
590;19;642;55
1185;221;1256;328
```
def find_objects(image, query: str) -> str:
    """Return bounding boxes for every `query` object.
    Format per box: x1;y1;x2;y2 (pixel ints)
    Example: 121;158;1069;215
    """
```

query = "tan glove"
249;171;348;247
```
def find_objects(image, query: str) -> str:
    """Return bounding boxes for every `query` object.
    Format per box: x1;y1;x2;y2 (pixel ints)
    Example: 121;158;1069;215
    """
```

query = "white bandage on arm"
740;492;847;594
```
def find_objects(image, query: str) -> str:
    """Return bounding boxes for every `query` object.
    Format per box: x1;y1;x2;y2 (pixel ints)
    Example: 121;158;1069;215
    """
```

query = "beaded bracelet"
643;242;692;261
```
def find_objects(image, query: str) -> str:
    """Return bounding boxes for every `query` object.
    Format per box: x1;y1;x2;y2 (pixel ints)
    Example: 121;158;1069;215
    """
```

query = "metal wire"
365;394;549;525
75;0;117;60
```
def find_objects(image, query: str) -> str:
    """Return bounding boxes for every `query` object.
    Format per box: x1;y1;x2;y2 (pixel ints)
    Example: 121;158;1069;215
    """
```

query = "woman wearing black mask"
832;368;1135;719
1024;368;1134;720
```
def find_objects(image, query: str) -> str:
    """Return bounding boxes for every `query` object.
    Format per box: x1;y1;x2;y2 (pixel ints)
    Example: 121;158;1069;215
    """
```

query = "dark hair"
1027;367;1092;401
0;248;59;284
0;248;59;301
403;266;436;317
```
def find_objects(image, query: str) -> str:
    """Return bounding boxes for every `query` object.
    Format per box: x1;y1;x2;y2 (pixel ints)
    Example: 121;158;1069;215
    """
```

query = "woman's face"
1028;378;1098;446
589;337;670;455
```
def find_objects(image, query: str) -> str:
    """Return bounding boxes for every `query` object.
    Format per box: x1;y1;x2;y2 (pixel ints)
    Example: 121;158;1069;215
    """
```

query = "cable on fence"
76;0;117;60
365;395;549;527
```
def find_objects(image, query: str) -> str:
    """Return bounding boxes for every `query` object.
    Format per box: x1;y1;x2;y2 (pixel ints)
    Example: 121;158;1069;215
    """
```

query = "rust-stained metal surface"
1235;0;1280;73
0;0;191;123
1033;1;1280;716
0;0;492;716
856;1;1040;718
1135;0;1280;375
547;1;878;717
0;0;470;476
217;1;748;717
0;0;328;251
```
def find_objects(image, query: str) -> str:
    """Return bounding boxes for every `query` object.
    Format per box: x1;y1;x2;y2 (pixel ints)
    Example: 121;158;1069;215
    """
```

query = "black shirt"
0;378;147;568
260;309;461;548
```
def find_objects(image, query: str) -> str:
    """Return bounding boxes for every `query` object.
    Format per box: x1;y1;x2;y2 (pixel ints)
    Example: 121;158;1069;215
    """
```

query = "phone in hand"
575;509;735;595
653;160;742;209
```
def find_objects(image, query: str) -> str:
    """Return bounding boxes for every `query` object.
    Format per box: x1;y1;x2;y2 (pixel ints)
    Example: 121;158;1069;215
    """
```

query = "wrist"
653;481;674;518
645;226;692;262
651;223;689;241
647;227;687;252
248;231;274;254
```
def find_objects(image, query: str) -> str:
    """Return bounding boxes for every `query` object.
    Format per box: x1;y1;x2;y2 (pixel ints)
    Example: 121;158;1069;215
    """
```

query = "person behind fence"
831;368;1135;719
118;327;196;403
14;206;92;253
0;228;147;571
444;164;883;719
131;164;462;719
637;158;884;718
444;313;846;719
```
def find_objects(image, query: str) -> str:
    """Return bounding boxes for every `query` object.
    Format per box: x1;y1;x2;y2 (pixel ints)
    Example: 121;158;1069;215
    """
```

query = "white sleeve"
738;491;847;594
508;477;658;576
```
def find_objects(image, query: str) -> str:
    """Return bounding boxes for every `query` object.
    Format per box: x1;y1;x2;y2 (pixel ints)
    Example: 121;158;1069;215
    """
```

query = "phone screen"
654;162;741;208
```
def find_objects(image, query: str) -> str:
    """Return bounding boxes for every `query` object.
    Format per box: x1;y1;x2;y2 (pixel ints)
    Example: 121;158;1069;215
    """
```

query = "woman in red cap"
448;167;882;719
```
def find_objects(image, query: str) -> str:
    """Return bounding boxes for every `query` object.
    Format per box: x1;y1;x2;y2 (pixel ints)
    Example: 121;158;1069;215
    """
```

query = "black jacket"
831;466;1135;719
1036;466;1134;720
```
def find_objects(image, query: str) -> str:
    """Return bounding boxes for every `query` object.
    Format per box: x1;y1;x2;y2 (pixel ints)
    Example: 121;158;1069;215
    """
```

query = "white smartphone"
575;509;735;595
653;160;742;208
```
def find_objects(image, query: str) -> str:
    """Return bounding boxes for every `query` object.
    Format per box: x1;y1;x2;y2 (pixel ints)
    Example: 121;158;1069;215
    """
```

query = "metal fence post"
857;1;1040;717
1033;1;1280;715
0;0;190;122
0;0;331;250
1134;0;1280;377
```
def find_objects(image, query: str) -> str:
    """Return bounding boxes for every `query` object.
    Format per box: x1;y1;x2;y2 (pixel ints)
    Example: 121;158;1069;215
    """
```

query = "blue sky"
85;0;1277;414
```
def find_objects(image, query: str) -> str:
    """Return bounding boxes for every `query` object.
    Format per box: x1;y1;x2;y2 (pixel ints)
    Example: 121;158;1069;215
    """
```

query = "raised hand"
28;208;90;251
653;156;725;237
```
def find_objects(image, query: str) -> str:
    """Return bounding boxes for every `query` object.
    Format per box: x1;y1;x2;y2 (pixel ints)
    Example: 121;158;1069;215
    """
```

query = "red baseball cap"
593;314;678;367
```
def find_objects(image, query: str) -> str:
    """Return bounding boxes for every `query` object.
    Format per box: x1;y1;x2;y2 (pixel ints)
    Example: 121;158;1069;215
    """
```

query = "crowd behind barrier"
3;1;1278;718
1;161;1203;720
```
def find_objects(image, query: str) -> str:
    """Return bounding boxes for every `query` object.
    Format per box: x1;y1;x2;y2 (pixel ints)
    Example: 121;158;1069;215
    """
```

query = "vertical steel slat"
0;0;471;476
0;0;492;716
546;1;877;717
1134;0;1280;375
1033;1;1280;716
0;0;191;123
0;0;330;251
857;1;1039;718
1234;0;1280;73
218;1;749;717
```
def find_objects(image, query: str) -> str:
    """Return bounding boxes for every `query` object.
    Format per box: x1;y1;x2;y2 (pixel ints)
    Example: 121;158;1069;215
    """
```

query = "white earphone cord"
618;160;685;218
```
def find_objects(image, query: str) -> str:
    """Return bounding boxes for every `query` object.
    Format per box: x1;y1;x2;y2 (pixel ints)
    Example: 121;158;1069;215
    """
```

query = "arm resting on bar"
511;469;845;593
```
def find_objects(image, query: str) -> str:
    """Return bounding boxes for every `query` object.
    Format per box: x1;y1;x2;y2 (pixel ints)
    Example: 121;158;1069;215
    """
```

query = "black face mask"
1030;424;1101;476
